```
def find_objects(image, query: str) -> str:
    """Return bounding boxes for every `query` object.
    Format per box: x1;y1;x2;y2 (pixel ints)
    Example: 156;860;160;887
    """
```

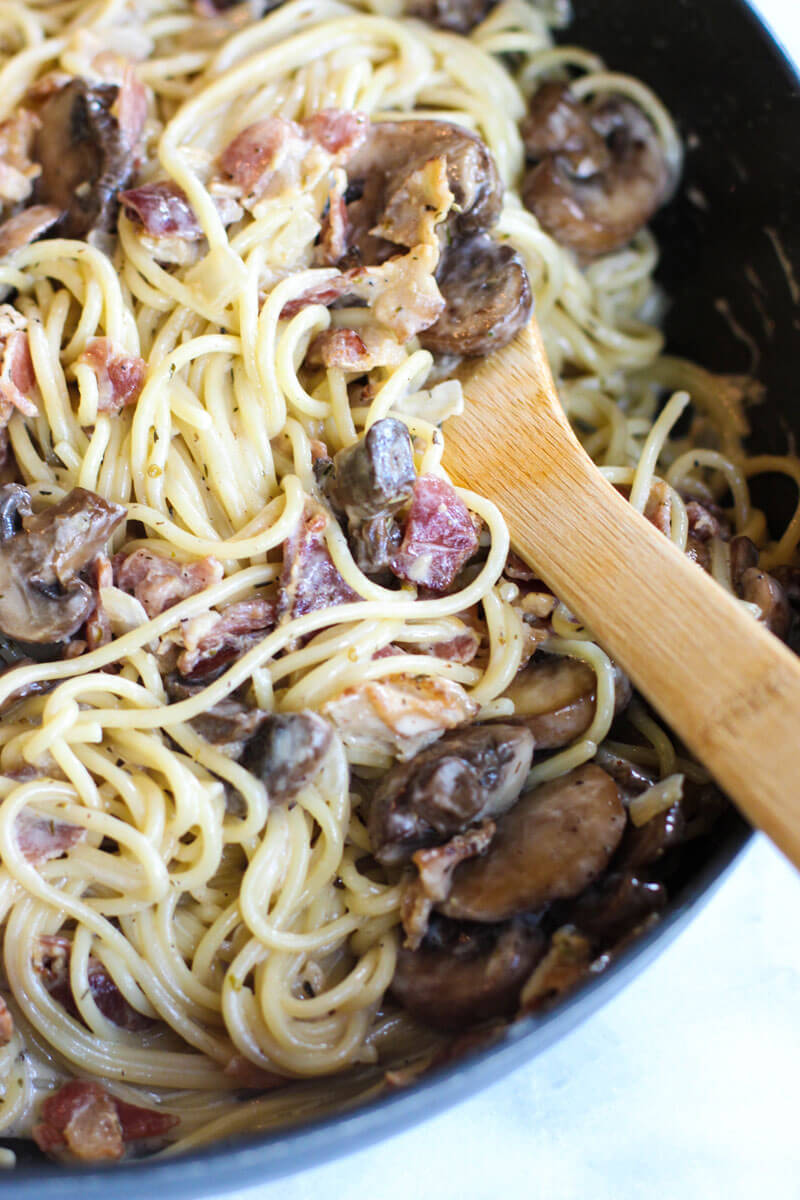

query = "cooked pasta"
0;0;794;1166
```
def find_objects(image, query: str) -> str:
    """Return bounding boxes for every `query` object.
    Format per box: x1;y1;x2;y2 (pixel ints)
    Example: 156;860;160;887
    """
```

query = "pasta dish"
0;0;795;1166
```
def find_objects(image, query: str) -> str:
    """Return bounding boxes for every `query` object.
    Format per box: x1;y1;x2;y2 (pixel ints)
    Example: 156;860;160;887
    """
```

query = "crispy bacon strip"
14;809;86;865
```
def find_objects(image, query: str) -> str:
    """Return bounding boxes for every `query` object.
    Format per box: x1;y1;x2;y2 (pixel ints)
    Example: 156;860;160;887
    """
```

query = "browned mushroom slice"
345;120;502;256
325;418;415;524
418;235;532;357
502;654;631;750
728;535;790;639
617;782;726;872
406;0;499;33
368;724;534;866
33;79;143;238
391;917;546;1030
241;711;333;802
0;485;125;643
557;871;666;946
521;84;669;257
441;764;626;922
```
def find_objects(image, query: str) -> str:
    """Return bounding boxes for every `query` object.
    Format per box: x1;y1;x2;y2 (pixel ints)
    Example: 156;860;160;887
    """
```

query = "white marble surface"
224;5;800;1198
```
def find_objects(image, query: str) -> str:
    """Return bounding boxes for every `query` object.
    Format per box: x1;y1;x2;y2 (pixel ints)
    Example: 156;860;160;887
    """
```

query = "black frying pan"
4;1;798;1192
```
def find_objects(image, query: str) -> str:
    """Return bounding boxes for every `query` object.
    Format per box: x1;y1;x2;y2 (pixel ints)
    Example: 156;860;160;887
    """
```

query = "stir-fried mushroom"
727;536;790;639
0;484;124;643
166;676;269;748
368;723;534;865
556;871;666;946
391;917;545;1030
503;654;631;749
33;78;145;238
521;82;669;257
406;0;499;32
418;235;532;356
324;418;415;524
441;764;626;921
617;781;726;872
343;119;502;262
241;711;333;802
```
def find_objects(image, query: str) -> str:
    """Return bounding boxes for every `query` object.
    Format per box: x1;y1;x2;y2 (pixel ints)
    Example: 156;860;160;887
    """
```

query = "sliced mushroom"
391;917;545;1030
33;79;140;238
406;0;499;33
729;535;790;639
241;711;333;802
325;418;415;524
557;871;666;946
0;485;125;643
441;764;626;922
166;676;269;747
344;120;502;258
616;782;726;872
502;654;631;750
418;235;532;357
369;723;534;866
348;513;402;578
521;83;669;257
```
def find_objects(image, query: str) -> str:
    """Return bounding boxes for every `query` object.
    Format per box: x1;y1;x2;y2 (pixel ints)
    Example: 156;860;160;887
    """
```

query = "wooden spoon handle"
446;322;800;869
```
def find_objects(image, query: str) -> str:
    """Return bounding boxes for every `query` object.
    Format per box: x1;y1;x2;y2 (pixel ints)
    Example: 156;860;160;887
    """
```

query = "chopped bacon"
14;809;86;865
76;337;146;415
282;247;444;341
0;109;41;206
401;820;495;949
0;995;13;1046
306;326;406;372
279;500;362;619
504;550;538;582
0;327;37;426
218;109;366;210
115;549;224;618
35;934;154;1032
218;116;311;204
302;109;367;158
33;1081;178;1162
429;628;481;663
175;594;277;675
390;475;479;592
223;1056;287;1090
120;180;240;241
0;204;61;257
322;674;478;761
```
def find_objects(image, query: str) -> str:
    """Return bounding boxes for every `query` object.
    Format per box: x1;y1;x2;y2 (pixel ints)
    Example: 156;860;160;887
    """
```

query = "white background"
225;5;800;1198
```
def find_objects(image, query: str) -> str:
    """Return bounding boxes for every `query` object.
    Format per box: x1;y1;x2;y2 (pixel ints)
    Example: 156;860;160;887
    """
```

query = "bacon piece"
120;180;240;240
76;337;146;415
0;204;61;257
0;328;36;426
391;475;479;592
0;109;41;206
218;116;311;203
302;109;367;158
33;1081;177;1162
34;934;154;1032
306;326;406;372
401;819;496;949
429;628;481;663
86;553;113;651
278;501;361;619
282;247;444;341
175;594;277;675
0;994;13;1045
223;1056;288;1090
115;549;224;618
322;674;478;761
14;809;86;865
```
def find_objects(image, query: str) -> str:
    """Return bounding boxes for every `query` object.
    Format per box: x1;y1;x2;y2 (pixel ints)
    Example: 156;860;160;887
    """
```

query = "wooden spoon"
443;318;800;870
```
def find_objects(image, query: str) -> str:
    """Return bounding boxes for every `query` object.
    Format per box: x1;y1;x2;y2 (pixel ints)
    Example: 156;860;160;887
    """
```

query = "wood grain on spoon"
443;318;800;870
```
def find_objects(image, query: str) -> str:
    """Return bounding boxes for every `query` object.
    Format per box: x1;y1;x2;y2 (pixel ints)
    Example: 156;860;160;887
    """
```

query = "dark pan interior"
5;0;799;1193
